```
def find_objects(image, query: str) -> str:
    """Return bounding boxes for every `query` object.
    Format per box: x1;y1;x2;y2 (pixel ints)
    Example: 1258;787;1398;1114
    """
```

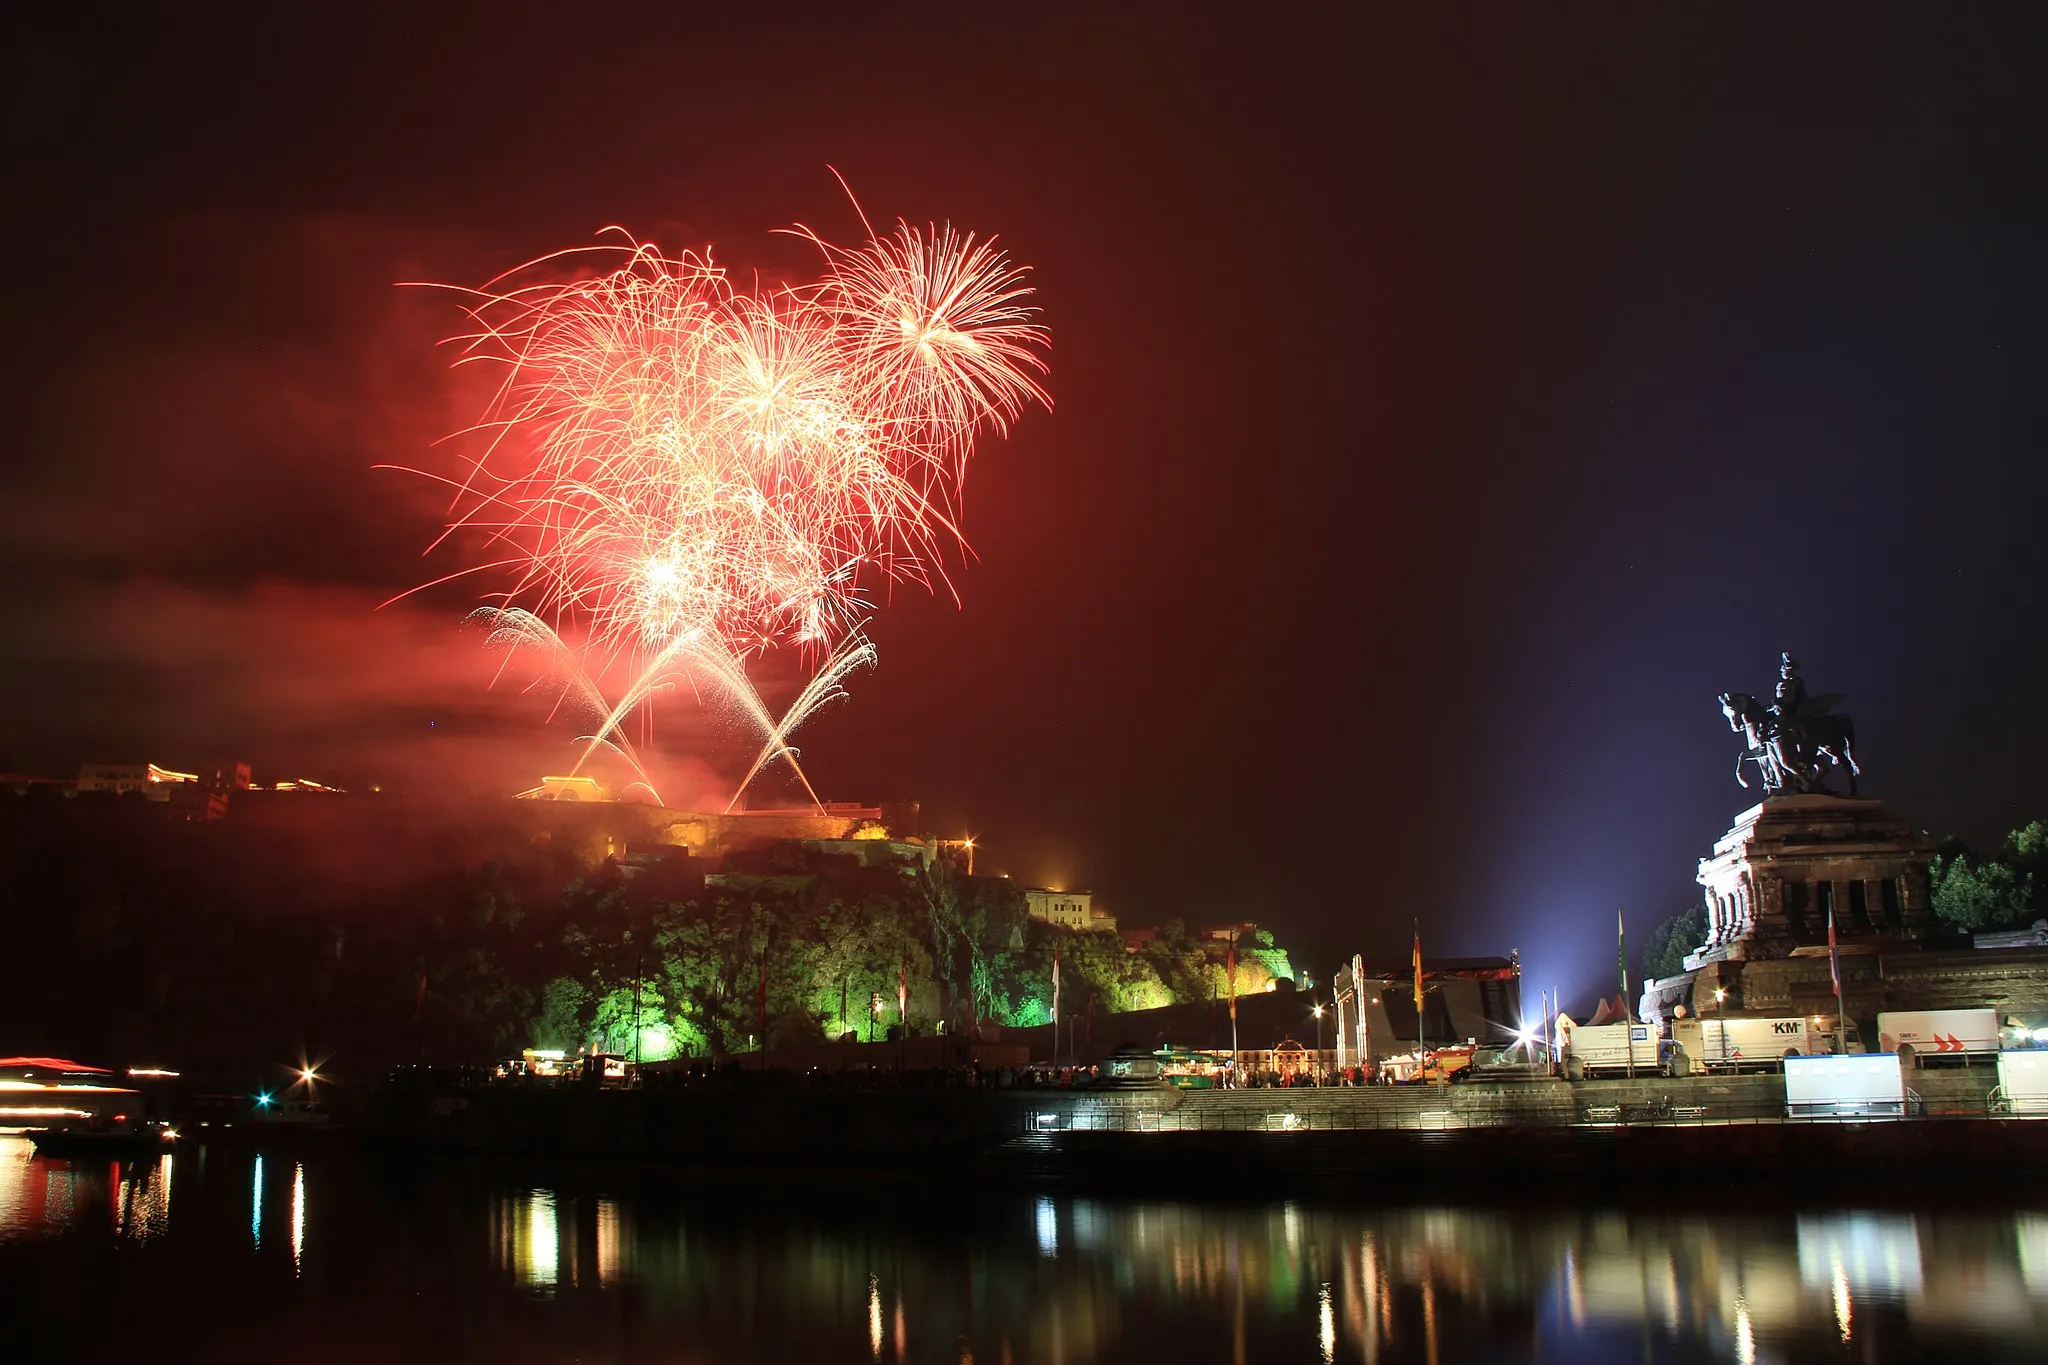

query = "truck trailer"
1672;1016;1831;1072
1994;1051;2048;1116
1559;1021;1680;1079
1784;1054;1906;1118
1876;1009;2001;1066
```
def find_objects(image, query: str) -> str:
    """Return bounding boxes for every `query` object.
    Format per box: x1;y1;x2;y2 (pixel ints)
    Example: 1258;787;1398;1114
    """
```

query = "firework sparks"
404;194;1048;803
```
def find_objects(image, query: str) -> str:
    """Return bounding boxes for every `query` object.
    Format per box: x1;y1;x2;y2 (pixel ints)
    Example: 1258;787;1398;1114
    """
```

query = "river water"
5;1134;2048;1363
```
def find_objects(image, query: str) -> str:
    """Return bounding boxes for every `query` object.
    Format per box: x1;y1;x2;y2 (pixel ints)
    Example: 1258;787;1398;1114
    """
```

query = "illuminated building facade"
1025;888;1102;931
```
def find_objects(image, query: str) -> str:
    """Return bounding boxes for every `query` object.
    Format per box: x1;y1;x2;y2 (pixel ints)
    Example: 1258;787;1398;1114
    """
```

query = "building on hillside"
1025;888;1100;930
76;760;249;820
270;777;342;793
516;775;612;801
76;762;198;797
0;773;73;795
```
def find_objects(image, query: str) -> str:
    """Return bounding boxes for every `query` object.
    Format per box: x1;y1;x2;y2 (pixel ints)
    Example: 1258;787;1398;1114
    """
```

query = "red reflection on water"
0;1136;174;1241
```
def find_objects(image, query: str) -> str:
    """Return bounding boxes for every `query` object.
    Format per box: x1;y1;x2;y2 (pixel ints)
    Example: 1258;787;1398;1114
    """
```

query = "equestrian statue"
1718;653;1861;797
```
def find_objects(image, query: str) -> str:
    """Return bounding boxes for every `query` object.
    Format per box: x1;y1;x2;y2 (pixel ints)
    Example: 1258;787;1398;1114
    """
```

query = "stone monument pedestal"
1638;799;2048;1034
1684;795;1939;970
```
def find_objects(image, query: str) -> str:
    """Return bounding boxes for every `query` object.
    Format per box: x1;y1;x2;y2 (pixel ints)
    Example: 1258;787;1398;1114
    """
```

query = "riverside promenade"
363;1069;2048;1193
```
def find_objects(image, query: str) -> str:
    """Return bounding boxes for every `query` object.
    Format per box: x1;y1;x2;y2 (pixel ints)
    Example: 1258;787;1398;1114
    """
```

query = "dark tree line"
0;793;1299;1079
1929;820;2048;932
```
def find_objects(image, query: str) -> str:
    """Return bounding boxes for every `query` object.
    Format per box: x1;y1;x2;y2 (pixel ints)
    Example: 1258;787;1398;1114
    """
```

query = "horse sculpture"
1719;690;1860;797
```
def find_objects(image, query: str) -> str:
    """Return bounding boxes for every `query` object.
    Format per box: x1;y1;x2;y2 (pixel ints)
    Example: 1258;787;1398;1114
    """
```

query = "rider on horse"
1765;653;1810;785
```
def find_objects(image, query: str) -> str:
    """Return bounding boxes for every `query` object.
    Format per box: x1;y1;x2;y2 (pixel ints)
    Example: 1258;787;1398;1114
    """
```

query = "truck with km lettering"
1669;1016;1832;1073
1877;1009;2001;1067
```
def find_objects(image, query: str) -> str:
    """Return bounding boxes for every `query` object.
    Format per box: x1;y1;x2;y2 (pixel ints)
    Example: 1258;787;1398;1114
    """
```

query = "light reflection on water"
1;1134;174;1242
7;1133;2048;1362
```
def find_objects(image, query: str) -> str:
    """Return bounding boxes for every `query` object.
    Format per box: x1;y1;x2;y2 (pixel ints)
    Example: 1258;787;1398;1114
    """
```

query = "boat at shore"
28;1120;178;1157
2;1056;170;1146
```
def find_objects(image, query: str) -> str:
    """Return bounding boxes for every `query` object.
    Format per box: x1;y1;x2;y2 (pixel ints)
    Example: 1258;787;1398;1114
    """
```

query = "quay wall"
364;1065;2025;1174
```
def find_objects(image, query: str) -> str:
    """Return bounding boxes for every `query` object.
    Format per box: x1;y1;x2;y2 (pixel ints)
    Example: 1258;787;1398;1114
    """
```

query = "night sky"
4;5;2047;1004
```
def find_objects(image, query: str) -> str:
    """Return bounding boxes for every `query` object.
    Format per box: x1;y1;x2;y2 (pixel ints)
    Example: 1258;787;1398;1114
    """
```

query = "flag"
1411;930;1424;1020
1617;906;1631;1025
1226;933;1238;1021
1051;945;1061;1025
1828;900;1842;994
898;948;909;1025
1827;898;1845;1035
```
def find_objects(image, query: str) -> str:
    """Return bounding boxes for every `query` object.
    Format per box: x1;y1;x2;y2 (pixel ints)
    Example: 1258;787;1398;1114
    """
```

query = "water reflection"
113;1149;174;1240
0;1135;175;1242
2020;1214;2048;1291
492;1188;560;1290
290;1160;305;1275
7;1138;2048;1362
460;1192;2048;1362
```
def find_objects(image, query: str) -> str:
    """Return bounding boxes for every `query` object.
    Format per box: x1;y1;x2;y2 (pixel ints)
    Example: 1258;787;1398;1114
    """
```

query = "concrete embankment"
363;1066;2043;1191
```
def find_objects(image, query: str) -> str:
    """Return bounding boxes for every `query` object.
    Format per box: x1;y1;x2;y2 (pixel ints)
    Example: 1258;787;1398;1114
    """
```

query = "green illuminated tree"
1056;922;1169;1013
530;976;589;1051
1642;905;1708;981
1242;928;1295;989
961;875;1032;1023
1139;919;1213;1004
1931;850;2033;931
592;982;677;1059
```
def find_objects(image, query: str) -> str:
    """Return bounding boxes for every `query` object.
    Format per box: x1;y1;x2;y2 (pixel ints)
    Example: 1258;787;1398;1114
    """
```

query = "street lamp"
1311;1002;1326;1081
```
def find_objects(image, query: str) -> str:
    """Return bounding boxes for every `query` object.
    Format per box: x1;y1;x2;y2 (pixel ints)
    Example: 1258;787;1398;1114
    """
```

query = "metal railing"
1000;1084;2025;1136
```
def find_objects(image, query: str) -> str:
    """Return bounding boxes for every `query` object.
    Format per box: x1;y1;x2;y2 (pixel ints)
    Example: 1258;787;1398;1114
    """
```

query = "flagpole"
1226;931;1240;1077
1356;953;1371;1077
1412;920;1425;1059
1051;944;1060;1071
1828;898;1846;1055
1619;906;1633;1081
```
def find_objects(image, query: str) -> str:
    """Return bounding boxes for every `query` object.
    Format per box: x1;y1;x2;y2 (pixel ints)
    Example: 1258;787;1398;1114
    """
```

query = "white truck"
1672;1016;1831;1072
1784;1054;1906;1117
1558;1020;1680;1079
1994;1050;2048;1116
1876;1009;2001;1066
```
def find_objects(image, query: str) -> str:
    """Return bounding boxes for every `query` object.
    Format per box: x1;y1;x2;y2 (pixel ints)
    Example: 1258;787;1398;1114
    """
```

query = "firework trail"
405;194;1048;804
